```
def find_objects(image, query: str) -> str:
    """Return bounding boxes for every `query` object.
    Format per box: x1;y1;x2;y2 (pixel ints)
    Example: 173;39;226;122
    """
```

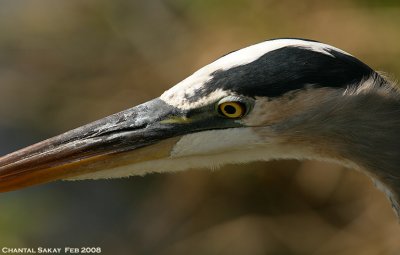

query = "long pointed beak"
0;98;189;192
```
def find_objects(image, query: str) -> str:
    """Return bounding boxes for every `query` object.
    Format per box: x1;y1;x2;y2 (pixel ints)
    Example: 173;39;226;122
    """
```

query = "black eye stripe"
183;46;375;103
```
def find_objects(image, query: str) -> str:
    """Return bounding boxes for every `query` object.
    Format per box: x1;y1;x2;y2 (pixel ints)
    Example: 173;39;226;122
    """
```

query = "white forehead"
160;39;350;109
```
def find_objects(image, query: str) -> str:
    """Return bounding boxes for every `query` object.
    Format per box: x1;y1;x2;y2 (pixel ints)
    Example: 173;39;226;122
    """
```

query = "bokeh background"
1;0;400;254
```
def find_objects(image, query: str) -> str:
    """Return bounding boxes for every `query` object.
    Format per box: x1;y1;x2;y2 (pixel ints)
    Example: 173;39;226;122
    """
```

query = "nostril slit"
95;123;148;138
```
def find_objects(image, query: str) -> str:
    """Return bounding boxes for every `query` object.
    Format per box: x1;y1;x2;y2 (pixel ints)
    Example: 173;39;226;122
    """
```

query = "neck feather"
270;76;400;215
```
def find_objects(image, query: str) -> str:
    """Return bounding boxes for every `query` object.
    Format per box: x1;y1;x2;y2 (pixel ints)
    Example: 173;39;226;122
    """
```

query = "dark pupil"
224;105;237;114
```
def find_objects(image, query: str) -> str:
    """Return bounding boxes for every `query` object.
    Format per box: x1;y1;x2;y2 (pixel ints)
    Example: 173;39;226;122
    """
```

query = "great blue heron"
1;38;399;217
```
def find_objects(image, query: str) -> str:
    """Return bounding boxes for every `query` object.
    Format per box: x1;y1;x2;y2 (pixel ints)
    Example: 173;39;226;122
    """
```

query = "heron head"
0;38;386;192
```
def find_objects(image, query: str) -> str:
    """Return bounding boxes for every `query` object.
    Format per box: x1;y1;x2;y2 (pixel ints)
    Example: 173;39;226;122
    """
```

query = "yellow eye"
218;102;246;118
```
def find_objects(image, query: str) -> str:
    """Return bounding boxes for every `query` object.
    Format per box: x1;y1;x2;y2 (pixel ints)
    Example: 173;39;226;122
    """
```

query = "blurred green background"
0;0;400;254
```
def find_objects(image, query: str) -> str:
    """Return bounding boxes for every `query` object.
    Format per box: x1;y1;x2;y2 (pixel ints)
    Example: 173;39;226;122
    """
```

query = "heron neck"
275;84;400;215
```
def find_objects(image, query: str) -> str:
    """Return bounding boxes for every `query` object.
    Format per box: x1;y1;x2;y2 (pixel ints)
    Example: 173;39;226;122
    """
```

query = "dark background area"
0;1;400;254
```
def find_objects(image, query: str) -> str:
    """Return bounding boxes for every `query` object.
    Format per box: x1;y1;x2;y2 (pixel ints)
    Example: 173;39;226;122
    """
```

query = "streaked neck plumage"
250;75;400;215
